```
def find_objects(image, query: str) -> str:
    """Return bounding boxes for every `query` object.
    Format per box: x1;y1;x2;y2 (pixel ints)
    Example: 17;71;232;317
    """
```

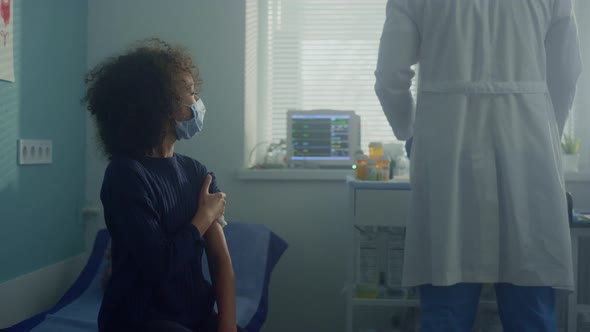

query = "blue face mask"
175;99;206;140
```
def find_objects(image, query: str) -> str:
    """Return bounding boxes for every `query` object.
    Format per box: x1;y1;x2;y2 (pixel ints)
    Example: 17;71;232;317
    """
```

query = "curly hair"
84;38;202;159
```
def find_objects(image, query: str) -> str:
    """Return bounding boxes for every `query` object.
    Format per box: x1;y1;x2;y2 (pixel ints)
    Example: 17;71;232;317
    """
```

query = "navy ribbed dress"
98;154;219;331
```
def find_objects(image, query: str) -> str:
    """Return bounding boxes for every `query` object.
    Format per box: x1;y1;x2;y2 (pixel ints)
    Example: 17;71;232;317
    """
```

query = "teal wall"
0;0;87;282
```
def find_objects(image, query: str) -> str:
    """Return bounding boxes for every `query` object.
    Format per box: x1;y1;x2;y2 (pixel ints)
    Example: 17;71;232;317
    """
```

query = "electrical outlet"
18;139;53;165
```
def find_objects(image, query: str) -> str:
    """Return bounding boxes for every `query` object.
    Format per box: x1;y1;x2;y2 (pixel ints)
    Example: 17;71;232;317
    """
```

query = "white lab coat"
375;0;582;289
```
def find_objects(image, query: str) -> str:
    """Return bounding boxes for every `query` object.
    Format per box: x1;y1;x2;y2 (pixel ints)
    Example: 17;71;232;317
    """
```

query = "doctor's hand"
191;174;226;235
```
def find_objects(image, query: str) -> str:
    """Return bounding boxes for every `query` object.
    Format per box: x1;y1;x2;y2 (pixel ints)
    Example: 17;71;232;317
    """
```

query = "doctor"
375;0;582;331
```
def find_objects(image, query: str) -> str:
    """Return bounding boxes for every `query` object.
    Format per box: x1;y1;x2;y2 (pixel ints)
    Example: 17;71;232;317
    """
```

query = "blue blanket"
2;223;287;332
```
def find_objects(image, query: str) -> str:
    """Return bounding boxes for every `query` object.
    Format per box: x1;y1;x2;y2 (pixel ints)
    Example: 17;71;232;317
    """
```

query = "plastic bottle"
386;227;406;298
367;159;378;181
369;142;384;159
377;156;391;181
395;154;410;178
357;227;378;298
355;154;369;180
377;271;389;298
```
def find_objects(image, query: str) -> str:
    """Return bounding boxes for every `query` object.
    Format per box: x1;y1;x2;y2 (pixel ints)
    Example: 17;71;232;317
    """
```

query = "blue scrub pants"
420;283;557;332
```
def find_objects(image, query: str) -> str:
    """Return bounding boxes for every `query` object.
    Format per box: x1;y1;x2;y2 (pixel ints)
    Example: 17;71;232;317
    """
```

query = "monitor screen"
287;110;360;167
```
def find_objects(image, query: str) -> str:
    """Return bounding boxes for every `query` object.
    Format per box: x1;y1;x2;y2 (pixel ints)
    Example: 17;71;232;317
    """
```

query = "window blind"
259;0;418;149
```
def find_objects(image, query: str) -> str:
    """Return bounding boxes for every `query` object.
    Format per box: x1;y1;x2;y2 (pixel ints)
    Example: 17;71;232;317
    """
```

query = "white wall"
86;1;349;331
85;2;590;332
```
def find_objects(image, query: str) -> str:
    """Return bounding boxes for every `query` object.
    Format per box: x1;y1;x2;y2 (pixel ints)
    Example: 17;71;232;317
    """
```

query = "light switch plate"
18;139;53;165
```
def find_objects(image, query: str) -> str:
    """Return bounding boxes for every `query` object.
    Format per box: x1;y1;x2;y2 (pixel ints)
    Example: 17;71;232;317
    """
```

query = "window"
245;0;586;172
246;0;418;163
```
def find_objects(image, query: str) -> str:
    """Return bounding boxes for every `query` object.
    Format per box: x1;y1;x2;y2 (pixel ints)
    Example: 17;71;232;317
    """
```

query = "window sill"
565;171;590;183
237;168;354;181
237;170;590;183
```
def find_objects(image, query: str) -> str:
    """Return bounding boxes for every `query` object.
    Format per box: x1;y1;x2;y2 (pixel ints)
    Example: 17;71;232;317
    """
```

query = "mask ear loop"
172;100;194;122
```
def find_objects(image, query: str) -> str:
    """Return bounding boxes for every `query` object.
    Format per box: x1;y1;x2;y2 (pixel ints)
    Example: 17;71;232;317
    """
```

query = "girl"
85;38;243;332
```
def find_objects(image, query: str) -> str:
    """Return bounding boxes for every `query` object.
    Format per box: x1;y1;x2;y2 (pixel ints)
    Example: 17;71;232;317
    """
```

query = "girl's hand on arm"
192;174;226;235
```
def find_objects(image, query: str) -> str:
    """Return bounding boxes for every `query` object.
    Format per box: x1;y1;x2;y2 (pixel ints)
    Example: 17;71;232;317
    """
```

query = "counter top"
346;176;411;190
